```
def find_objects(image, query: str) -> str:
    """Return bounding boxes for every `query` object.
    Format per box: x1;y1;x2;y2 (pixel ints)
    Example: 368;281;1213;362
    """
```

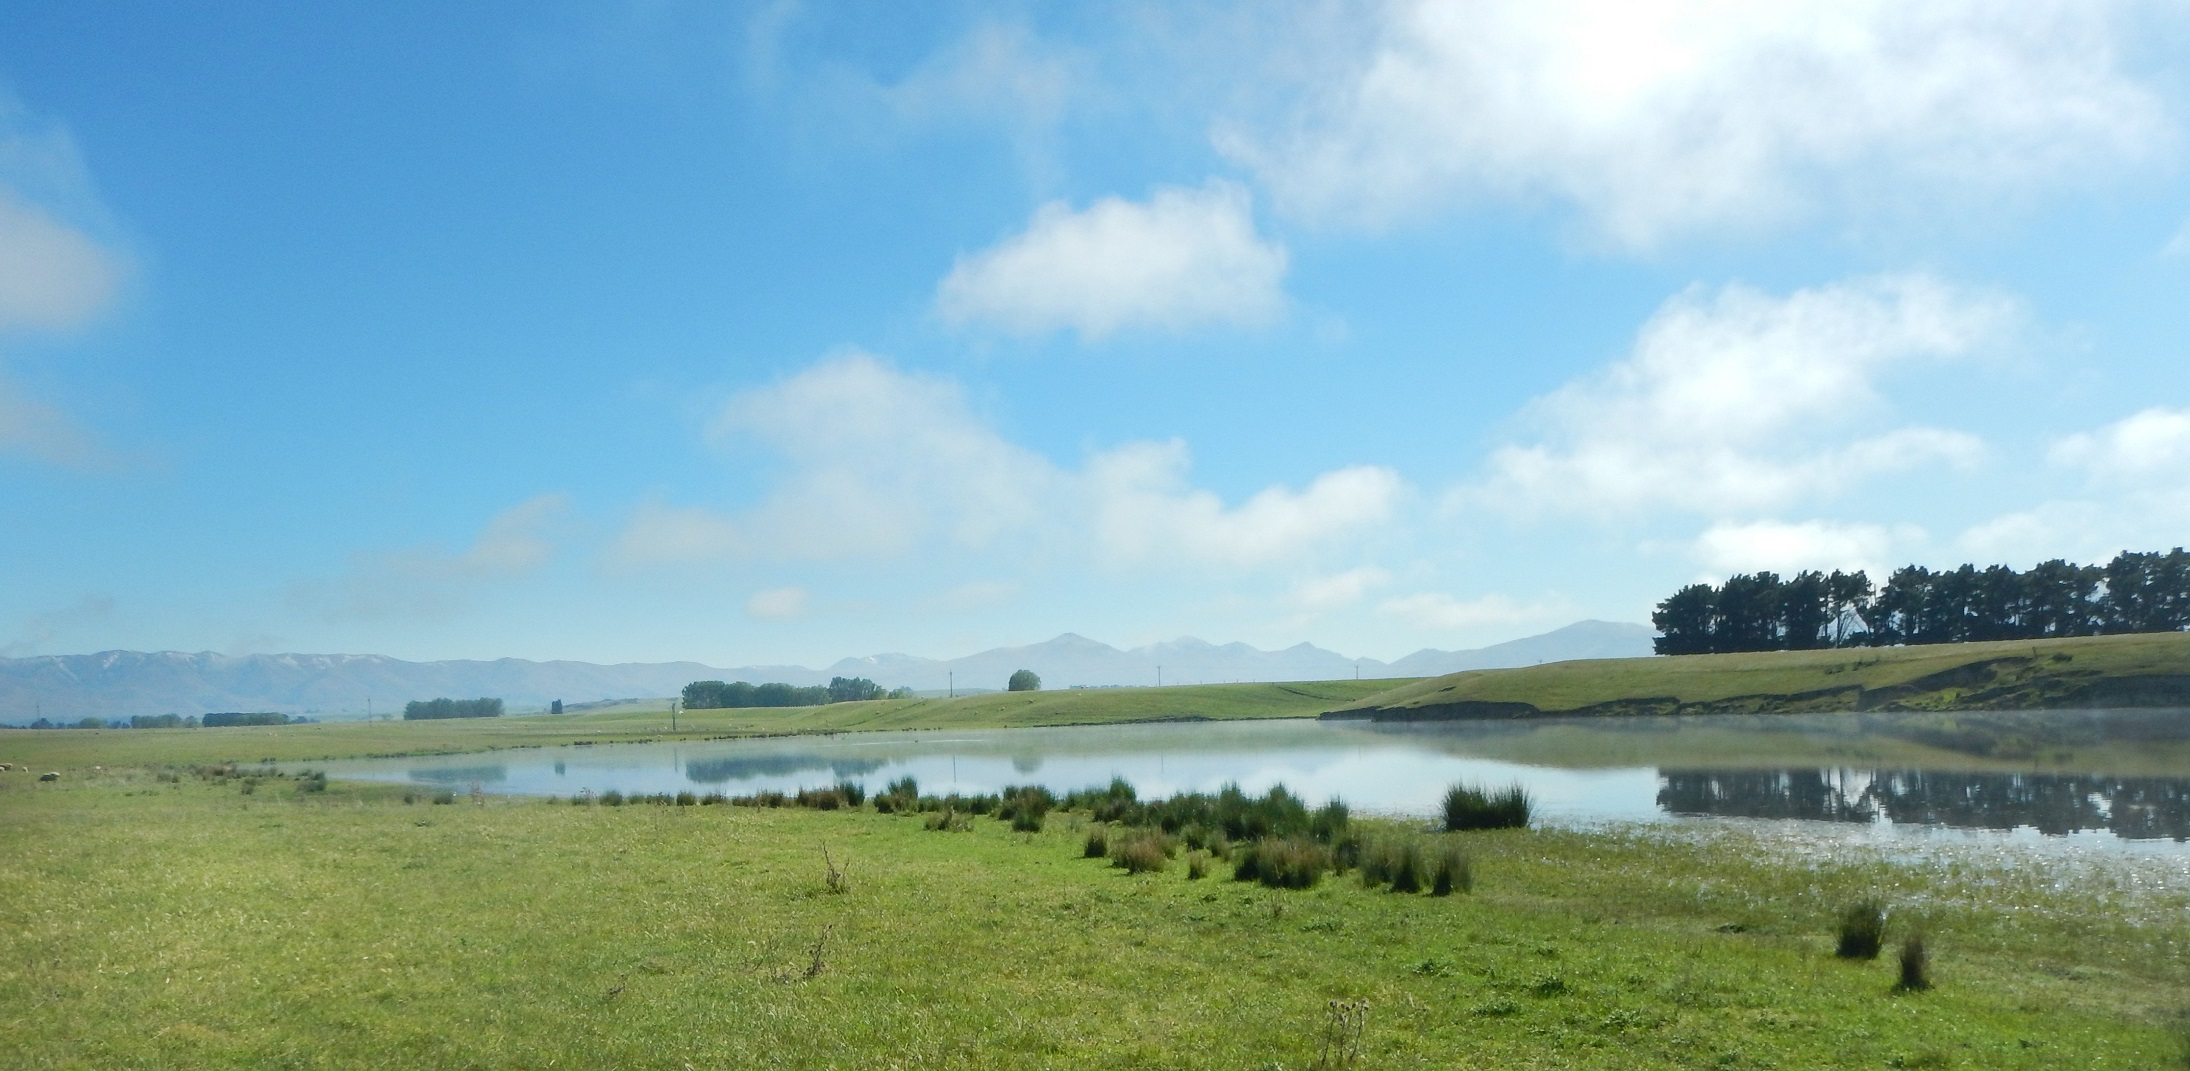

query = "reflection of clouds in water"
682;755;884;785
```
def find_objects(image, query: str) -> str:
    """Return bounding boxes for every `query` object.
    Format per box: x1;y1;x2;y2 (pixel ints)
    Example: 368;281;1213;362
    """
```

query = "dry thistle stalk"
1313;998;1368;1069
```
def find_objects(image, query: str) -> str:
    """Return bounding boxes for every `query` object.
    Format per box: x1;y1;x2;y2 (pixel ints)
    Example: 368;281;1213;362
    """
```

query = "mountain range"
0;620;1652;721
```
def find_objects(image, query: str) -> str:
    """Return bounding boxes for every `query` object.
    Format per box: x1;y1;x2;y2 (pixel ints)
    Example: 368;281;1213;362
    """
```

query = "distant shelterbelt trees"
202;711;296;727
402;698;503;720
1653;549;2190;655
681;676;907;710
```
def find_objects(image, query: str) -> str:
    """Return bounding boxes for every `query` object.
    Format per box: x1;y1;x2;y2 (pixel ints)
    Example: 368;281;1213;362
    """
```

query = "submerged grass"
3;771;2189;1068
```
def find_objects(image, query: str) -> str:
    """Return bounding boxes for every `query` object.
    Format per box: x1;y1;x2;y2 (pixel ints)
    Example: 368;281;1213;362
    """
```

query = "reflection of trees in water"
408;765;507;784
1659;769;2190;840
682;755;885;785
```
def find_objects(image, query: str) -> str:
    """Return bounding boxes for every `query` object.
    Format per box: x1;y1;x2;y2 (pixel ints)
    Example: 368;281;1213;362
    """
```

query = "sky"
2;0;2189;667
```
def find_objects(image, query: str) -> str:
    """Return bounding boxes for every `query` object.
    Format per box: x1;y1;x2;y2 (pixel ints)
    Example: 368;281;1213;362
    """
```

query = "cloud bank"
1221;0;2170;246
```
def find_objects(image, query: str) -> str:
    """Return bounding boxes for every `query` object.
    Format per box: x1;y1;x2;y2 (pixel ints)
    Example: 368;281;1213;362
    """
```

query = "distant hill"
0;620;1654;721
1329;631;2190;721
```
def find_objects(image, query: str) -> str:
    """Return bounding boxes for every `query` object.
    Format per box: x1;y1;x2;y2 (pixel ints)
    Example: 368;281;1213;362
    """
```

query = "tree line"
681;676;910;710
16;711;311;729
403;698;503;720
1653;548;2190;655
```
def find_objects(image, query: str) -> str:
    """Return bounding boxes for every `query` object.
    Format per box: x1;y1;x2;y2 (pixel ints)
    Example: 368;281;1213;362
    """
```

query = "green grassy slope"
3;772;2183;1068
1334;632;2190;720
0;679;1402;771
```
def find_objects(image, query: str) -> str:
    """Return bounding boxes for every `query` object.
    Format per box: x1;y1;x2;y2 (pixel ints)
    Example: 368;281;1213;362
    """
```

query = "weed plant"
1083;823;1109;858
1898;932;1931;991
1838;899;1887;960
1443;782;1533;831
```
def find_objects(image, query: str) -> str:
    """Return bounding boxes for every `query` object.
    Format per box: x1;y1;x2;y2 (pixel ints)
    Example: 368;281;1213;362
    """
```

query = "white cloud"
1470;273;2009;518
1692;518;1920;577
745;586;810;621
1220;0;2171;247
612;353;1398;571
1290;566;1392;610
293;495;568;621
937;180;1288;340
2050;406;2190;485
1961;407;2190;564
1088;440;1400;567
1377;591;1561;631
0;191;120;333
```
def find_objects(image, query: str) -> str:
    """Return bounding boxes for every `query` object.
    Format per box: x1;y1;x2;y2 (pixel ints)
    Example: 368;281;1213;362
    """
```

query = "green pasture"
1339;631;2190;717
0;679;1399;772
6;768;2188;1069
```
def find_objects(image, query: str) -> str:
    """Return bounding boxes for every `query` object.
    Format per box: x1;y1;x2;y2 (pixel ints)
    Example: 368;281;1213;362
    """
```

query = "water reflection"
1660;770;2190;840
308;709;2190;849
683;755;884;784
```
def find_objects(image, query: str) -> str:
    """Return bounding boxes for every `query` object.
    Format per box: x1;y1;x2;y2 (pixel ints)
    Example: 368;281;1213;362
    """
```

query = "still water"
315;709;2190;846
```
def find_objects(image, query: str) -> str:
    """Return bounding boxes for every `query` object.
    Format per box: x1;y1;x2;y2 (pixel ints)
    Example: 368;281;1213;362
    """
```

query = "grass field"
0;679;1400;772
5;768;2188;1069
1336;631;2190;719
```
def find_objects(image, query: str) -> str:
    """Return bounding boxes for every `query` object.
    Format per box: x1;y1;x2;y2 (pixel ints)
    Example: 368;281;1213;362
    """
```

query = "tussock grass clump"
1359;837;1423;892
1233;837;1330;889
794;786;848;810
674;791;696;806
1442;783;1533;831
1000;785;1055;832
1186;850;1211;880
1430;841;1473;896
923;808;969;832
872;776;919;814
1083;823;1109;858
700;792;726;805
431;790;456;805
296;770;327;794
1897;932;1931;991
601;790;625;807
1836;899;1887;960
1109;831;1171;874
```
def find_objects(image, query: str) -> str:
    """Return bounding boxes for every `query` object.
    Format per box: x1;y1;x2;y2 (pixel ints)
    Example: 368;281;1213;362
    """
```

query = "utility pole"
671;698;680;733
948;671;954;698
1157;665;1162;687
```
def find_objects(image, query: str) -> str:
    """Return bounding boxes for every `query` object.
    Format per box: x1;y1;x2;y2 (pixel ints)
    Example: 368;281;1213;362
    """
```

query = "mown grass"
6;769;2190;1068
0;679;1405;772
1338;630;2190;716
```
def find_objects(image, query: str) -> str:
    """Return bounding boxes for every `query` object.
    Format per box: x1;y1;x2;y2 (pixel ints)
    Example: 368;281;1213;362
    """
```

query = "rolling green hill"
1330;631;2190;721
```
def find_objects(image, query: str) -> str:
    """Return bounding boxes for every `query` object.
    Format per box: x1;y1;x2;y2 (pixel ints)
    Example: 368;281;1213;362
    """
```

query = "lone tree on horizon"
1007;669;1041;692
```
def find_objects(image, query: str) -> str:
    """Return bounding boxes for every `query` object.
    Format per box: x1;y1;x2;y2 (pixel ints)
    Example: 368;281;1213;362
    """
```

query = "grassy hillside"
3;771;2184;1068
1333;631;2190;720
0;679;1401;771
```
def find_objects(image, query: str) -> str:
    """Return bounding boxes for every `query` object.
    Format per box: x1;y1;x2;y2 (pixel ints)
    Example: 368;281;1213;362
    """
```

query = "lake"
315;708;2190;846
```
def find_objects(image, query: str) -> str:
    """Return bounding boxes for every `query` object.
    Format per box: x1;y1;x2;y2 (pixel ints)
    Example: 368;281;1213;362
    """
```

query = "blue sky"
3;1;2189;666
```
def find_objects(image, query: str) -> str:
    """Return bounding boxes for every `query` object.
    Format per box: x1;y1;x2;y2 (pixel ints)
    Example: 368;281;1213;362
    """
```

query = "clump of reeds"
1442;782;1532;831
674;790;696;806
923;808;969;832
1109;830;1171;874
601;789;625;807
1083;823;1110;858
872;776;919;814
1233;837;1330;889
432;789;456;805
700;791;726;805
1896;932;1931;991
1836;899;1886;960
1000;784;1054;832
1430;841;1472;896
